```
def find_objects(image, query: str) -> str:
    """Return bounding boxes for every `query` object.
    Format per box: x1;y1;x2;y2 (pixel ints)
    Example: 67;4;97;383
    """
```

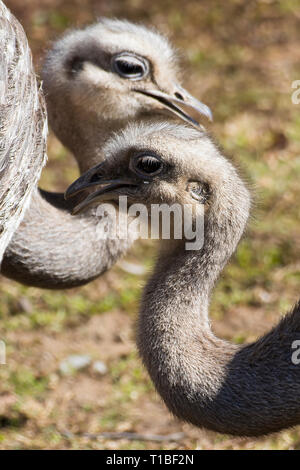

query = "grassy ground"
0;0;299;449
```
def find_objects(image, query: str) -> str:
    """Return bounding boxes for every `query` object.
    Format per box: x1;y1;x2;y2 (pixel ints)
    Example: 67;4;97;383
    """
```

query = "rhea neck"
137;173;300;436
1;187;136;289
48;102;126;173
138;194;246;368
137;183;249;389
47;95;174;173
138;173;250;335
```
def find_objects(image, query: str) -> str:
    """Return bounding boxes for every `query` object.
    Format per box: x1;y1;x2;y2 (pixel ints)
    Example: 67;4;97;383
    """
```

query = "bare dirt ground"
0;0;299;449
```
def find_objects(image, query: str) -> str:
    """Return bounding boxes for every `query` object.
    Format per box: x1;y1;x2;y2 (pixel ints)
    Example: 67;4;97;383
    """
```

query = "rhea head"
42;19;212;170
65;122;249;243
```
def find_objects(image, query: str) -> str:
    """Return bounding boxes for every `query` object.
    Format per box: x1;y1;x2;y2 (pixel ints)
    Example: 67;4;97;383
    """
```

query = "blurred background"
0;0;299;450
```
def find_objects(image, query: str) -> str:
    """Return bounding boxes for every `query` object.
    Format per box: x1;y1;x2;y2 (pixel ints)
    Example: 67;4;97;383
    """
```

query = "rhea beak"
133;85;213;128
64;162;137;214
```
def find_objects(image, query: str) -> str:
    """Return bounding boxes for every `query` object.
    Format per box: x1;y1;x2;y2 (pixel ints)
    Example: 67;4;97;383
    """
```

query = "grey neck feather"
1;188;136;289
137;170;300;436
45;99;113;173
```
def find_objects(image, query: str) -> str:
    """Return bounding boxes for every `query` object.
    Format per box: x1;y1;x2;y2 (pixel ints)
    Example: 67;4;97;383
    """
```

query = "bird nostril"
174;92;184;101
90;172;103;184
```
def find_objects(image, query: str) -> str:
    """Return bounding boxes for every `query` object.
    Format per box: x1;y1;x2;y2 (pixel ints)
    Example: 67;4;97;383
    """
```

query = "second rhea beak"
133;84;213;128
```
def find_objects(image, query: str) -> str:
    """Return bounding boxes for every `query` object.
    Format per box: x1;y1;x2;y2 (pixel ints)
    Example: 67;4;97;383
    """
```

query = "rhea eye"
112;53;149;80
133;154;163;176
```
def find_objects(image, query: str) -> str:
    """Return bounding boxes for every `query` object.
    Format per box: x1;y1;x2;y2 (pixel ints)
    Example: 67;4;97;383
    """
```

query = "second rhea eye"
112;53;149;80
134;154;163;176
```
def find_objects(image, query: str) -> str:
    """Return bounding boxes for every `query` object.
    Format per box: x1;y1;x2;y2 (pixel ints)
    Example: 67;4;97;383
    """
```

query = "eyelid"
111;52;149;80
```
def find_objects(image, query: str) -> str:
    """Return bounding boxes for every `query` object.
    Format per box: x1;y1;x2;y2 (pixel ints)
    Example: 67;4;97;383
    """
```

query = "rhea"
66;121;300;437
1;17;211;288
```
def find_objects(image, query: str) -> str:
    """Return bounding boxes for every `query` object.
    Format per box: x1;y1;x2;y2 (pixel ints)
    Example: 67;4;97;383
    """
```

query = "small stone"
59;355;91;375
118;260;146;275
18;296;33;313
92;361;108;375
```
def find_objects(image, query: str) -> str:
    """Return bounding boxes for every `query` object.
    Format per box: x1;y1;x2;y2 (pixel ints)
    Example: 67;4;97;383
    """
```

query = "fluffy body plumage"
0;0;47;262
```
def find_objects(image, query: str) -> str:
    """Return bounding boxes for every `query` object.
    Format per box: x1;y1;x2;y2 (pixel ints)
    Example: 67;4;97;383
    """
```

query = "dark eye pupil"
116;60;143;76
136;156;162;174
